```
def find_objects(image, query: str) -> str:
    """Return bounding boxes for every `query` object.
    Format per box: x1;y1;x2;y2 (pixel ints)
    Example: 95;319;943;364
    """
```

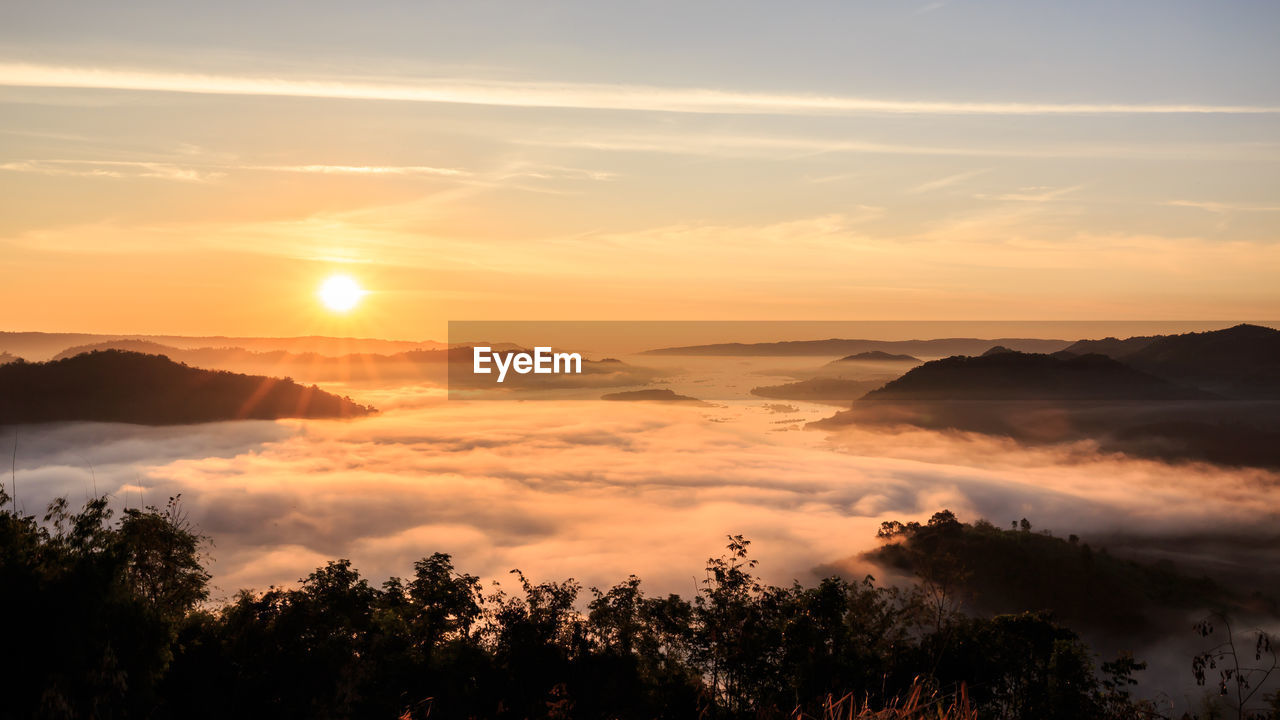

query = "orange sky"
1;4;1278;339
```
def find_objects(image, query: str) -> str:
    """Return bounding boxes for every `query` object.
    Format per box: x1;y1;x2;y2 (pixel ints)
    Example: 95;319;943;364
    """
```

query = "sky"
1;1;1278;339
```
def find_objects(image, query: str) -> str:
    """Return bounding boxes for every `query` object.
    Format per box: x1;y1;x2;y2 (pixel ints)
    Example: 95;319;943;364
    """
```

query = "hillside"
1058;325;1280;398
1121;324;1280;398
0;331;439;361
833;351;920;362
48;339;452;383
0;350;375;424
815;348;1280;467
750;377;885;404
855;511;1233;637
860;351;1203;402
1060;335;1158;358
600;388;706;404
642;337;1071;357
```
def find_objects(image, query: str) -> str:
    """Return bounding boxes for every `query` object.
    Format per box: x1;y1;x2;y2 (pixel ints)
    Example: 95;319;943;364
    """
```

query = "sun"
318;275;365;312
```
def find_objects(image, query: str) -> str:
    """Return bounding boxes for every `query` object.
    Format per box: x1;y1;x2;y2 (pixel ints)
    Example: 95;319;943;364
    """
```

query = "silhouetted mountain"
0;350;374;424
750;377;885;404
1056;325;1280;398
980;345;1015;356
815;350;1280;468
1120;324;1280;398
849;512;1234;639
53;339;179;360
47;340;452;383
642;337;1071;357
600;388;706;404
833;351;920;362
1061;335;1158;358
0;331;440;361
861;351;1203;402
0;351;19;365
45;341;660;389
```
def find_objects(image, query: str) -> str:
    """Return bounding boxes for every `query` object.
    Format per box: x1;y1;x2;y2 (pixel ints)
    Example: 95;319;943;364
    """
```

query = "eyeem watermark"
473;347;582;383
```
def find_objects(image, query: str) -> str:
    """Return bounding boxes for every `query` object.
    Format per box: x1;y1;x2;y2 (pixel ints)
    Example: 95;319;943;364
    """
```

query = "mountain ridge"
0;350;375;425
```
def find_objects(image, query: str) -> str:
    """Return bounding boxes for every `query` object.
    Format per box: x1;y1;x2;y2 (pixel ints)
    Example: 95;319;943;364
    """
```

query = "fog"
8;388;1278;594
6;369;1279;709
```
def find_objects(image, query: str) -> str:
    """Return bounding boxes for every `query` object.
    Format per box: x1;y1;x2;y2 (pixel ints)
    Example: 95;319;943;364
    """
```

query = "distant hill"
845;511;1233;639
52;339;179;361
600;388;705;404
44;341;659;389
1120;324;1280;398
980;345;1015;356
750;377;885;404
833;351;920;363
814;348;1280;468
47;340;452;383
0;351;19;365
1060;335;1158;358
1057;324;1280;399
860;351;1203;402
0;350;375;425
641;337;1071;357
0;331;440;362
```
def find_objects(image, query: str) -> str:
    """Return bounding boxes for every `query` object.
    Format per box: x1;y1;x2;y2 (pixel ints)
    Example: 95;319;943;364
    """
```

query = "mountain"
0;351;19;365
843;512;1235;639
43;341;659;389
0;331;440;362
815;349;1280;468
1058;324;1280;398
641;337;1072;357
750;377;885;404
860;351;1203;402
0;350;375;425
1120;324;1280;398
980;345;1015;356
52;339;180;360
46;340;452;383
1060;335;1158;358
601;389;706;404
833;351;920;362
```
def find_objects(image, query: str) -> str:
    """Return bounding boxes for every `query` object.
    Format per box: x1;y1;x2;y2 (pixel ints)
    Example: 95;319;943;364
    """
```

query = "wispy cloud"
907;168;989;194
516;133;1273;161
248;164;468;177
977;185;1083;203
2;63;1277;116
0;159;221;182
1164;200;1280;213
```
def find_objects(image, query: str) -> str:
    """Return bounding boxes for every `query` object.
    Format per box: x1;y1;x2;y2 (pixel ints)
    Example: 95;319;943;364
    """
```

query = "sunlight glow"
318;275;364;312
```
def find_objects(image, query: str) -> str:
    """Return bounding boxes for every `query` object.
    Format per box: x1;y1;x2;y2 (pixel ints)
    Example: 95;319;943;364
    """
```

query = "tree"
1192;611;1279;719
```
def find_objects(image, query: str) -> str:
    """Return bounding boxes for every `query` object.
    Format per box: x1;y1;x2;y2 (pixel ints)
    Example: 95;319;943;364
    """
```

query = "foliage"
872;510;1225;635
2;495;1163;719
1192;612;1279;719
0;487;208;718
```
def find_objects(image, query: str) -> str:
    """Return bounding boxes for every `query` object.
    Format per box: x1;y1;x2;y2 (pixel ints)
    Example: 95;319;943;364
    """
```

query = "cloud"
907;168;989;194
976;185;1083;203
1164;200;1280;213
0;159;222;182
7;394;1279;603
3;63;1278;117
515;133;1268;161
249;164;468;177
